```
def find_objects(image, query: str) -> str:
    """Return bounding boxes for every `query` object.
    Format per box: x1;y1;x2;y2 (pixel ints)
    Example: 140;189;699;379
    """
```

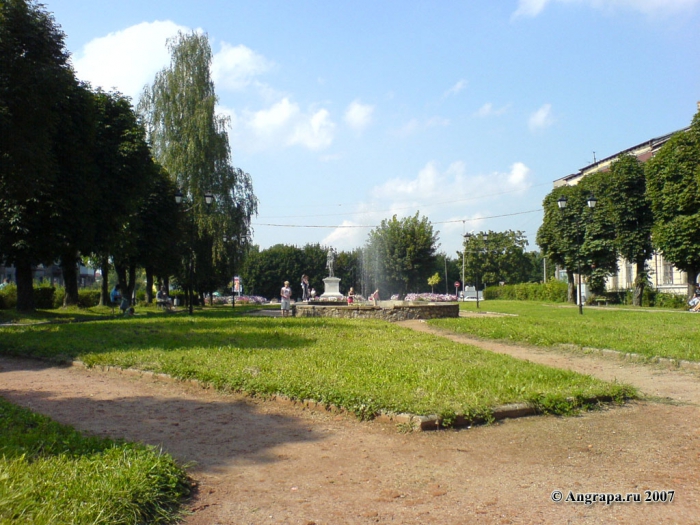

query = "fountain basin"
294;301;459;321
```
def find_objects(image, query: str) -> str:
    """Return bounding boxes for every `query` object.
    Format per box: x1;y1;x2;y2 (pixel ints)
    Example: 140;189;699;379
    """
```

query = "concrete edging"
69;360;547;431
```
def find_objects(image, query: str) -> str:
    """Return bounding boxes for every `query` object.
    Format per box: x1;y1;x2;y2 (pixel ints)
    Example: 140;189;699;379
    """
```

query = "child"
347;287;355;304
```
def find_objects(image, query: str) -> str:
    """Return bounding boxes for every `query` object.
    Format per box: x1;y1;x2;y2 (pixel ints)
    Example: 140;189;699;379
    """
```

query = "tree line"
537;108;700;305
0;1;257;311
242;213;546;300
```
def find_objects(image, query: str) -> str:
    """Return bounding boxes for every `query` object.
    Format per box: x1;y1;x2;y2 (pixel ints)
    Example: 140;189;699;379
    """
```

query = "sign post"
454;281;461;301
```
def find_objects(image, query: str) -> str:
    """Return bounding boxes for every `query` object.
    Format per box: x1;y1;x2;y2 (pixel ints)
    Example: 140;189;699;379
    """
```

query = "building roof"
553;127;689;188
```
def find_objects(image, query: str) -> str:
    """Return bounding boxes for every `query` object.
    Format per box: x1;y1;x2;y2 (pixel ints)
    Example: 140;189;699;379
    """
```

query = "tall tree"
365;212;439;297
0;0;78;311
138;31;257;303
599;154;653;305
645;111;700;297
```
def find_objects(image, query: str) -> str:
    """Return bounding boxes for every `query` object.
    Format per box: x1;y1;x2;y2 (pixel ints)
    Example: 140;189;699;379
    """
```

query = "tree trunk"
688;268;700;299
60;250;80;307
145;266;154;304
567;269;575;303
15;259;35;312
632;261;646;307
99;257;109;306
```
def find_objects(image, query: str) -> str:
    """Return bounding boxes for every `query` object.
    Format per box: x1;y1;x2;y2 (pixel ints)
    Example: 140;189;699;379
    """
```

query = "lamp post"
557;193;597;315
478;233;488;309
175;188;214;315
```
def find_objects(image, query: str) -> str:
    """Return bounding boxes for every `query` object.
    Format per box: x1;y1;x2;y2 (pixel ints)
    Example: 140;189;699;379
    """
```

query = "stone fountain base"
294;301;459;322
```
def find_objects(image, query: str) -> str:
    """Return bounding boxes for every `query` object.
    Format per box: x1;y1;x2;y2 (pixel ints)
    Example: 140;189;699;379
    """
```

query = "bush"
78;289;100;307
484;280;568;302
0;284;17;309
34;283;56;309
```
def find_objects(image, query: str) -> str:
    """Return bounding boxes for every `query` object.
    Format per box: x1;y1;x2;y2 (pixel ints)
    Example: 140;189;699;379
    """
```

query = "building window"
626;263;634;286
663;263;674;285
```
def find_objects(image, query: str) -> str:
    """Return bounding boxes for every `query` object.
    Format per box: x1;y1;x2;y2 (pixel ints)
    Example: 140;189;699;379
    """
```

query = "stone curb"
556;344;700;371
67;360;557;431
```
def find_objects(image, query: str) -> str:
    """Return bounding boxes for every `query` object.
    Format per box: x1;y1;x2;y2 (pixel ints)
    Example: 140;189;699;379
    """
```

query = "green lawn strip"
0;397;190;525
0;309;634;421
434;300;700;362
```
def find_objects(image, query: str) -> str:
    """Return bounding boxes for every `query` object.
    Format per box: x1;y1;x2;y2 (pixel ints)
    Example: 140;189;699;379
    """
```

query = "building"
0;263;96;288
552;114;697;296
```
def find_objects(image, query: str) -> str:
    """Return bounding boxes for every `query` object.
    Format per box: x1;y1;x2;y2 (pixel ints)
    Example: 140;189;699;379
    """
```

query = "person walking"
280;281;292;317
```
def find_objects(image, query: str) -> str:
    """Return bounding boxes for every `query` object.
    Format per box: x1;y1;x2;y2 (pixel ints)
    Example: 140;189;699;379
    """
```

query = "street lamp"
557;193;597;315
175;188;214;315
477;233;488;309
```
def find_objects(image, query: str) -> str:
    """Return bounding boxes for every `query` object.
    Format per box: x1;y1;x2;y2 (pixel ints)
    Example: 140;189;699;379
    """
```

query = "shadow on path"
0;356;322;472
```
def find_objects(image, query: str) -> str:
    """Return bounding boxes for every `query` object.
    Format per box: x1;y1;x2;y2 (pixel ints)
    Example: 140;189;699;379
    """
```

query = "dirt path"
2;324;700;524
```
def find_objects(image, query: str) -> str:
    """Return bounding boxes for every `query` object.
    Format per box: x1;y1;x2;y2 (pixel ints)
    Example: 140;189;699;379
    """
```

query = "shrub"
0;284;17;309
484;280;568;302
78;289;100;307
34;283;56;309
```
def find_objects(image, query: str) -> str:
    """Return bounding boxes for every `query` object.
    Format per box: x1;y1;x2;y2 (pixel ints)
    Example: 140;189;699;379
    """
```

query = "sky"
47;0;700;257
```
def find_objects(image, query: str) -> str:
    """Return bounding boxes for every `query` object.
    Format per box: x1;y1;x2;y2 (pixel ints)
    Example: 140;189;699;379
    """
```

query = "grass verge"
431;300;700;362
0;397;190;525
0;308;635;423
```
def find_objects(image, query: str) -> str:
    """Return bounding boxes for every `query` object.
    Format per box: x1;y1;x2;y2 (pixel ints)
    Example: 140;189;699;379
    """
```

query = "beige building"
552;123;693;296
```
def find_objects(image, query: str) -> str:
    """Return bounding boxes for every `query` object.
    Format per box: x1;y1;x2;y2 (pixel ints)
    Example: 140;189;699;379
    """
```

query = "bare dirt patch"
2;325;700;524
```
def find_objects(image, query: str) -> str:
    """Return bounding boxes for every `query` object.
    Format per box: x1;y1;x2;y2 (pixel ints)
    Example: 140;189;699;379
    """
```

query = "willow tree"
138;31;257;301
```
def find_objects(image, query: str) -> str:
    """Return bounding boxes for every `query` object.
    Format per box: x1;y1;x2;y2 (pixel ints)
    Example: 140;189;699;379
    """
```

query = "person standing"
347;287;355;304
301;275;310;302
280;281;292;317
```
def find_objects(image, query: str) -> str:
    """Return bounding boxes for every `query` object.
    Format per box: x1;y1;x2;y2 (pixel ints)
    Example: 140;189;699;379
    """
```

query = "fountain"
294;246;459;321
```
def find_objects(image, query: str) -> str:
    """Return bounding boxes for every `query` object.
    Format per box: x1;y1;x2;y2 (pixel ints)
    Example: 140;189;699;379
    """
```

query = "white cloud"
289;108;335;150
320;161;532;253
372;160;530;202
513;0;700;18
229;98;335;152
344;100;375;132
212;43;273;91
391;116;449;137
72;20;188;101
528;104;555;131
321;220;367;250
444;79;468;98
475;103;509;118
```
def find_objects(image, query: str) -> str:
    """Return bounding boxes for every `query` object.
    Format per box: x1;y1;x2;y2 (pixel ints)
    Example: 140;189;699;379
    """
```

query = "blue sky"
48;0;700;256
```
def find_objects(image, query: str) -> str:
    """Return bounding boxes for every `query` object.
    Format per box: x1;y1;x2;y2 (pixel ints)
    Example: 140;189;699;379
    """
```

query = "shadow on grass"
1;357;324;470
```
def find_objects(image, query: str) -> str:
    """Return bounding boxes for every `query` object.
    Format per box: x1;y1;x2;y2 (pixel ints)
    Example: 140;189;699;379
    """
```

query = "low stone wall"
294;302;459;321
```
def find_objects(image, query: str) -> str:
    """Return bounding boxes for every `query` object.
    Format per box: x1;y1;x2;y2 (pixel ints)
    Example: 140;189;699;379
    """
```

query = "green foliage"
77;289;101;307
0;284;17;309
461;230;532;287
0;398;190;524
366;212;439;296
484;279;568;302
0;310;631;423
427;272;441;292
139;31;258;298
34;283;56;309
645;112;700;287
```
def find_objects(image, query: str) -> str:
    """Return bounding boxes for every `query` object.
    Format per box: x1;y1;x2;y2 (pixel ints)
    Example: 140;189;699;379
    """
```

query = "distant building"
0;263;96;288
552;110;698;296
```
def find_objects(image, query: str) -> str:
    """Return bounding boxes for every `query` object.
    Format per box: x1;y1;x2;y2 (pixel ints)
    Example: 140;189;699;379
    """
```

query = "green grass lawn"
430;300;700;362
0;398;190;525
0;308;634;421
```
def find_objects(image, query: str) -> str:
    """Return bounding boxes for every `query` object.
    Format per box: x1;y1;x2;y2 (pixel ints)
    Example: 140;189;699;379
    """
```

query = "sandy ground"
1;319;700;524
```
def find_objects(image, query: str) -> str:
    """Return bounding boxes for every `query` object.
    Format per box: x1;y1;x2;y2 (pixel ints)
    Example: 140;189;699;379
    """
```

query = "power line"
256;182;551;220
252;208;543;229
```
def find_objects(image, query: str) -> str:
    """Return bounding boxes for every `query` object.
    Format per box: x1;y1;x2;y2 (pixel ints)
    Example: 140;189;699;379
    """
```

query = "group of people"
279;276;380;315
109;284;173;315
